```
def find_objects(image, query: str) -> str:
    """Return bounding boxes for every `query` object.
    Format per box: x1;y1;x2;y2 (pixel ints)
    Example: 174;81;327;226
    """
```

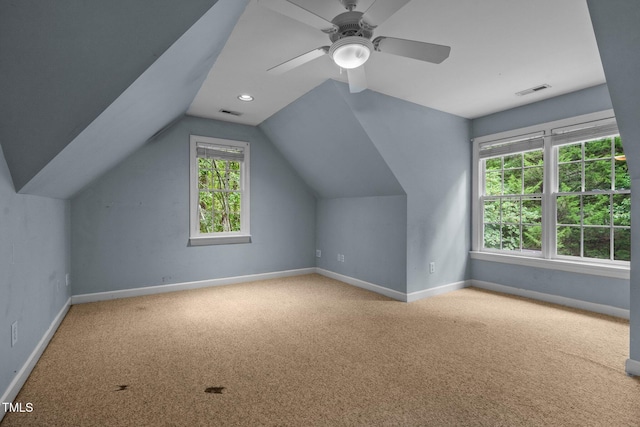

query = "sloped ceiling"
0;0;249;198
587;0;640;180
259;80;404;198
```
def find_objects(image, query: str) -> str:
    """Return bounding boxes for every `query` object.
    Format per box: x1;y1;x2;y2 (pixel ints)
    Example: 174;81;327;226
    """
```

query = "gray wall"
472;84;613;138
261;80;471;294
260;80;404;199
586;0;640;361
0;146;70;401
340;85;472;294
469;83;630;309
71;116;316;295
473;261;629;309
316;196;407;292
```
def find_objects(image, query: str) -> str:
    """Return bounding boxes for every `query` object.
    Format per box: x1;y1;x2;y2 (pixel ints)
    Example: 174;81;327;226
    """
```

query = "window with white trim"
474;114;630;266
189;136;250;246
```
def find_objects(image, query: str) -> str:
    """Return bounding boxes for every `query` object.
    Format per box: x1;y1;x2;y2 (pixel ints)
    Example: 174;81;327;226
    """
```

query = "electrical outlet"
316;250;321;258
11;321;18;347
65;273;70;287
337;254;341;262
337;254;345;263
429;262;436;274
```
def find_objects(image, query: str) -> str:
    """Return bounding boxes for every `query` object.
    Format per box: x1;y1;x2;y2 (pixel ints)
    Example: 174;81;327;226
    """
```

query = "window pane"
559;143;582;162
522;198;542;224
615;159;631;190
199;210;213;233
584;227;610;259
485;171;502;196
614;228;631;261
486;158;501;171
522;225;542;251
198;191;213;234
613;194;631;226
228;170;241;190
504;153;522;169
503;168;523;195
198;168;211;190
558;162;581;192
557;195;581;225
212;160;227;190
483;224;501;249
614;136;624;157
501;224;520;251
557;226;581;256
524;150;543;167
199;191;213;211
229;213;242;232
483;200;500;223
584;160;612;191
213;212;225;232
585;137;612;160
213;192;226;212
583;194;610;226
502;198;520;224
198;158;212;169
523;167;543;194
228;192;242;213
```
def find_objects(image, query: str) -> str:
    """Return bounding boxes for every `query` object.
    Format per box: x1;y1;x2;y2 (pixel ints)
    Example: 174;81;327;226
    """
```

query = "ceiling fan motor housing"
328;11;373;42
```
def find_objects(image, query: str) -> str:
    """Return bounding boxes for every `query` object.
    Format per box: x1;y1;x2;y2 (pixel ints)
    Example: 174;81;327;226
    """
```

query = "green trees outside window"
482;134;630;262
483;149;544;252
198;158;242;233
556;136;630;261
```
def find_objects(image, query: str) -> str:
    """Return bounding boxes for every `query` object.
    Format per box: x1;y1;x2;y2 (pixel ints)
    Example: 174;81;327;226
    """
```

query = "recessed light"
237;94;254;102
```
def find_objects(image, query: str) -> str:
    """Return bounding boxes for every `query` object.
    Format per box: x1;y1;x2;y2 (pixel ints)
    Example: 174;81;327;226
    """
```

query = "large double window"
189;135;250;245
473;112;630;272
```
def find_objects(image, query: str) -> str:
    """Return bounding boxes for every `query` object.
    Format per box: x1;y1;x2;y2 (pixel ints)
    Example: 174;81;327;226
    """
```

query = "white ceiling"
187;0;606;126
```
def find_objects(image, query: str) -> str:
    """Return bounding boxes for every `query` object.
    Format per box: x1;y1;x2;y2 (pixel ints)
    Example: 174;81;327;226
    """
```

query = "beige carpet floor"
2;274;639;426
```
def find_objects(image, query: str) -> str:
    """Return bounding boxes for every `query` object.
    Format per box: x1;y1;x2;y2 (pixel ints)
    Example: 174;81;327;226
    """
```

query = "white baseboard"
1;298;71;421
625;358;640;376
71;268;316;304
471;280;630;319
315;268;408;301
314;268;469;303
406;280;471;303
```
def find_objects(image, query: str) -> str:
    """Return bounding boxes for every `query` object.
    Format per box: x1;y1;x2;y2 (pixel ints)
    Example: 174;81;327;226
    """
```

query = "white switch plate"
316;250;321;258
429;262;435;274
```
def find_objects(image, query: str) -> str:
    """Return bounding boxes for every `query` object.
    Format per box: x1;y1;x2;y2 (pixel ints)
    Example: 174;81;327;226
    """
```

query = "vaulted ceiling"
189;0;606;125
0;0;609;199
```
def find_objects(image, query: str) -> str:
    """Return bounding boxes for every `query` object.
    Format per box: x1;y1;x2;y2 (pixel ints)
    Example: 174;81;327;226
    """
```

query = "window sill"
189;234;251;246
469;251;630;280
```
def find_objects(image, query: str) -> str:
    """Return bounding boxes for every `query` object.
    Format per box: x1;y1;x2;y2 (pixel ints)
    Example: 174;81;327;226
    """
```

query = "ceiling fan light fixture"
329;36;373;69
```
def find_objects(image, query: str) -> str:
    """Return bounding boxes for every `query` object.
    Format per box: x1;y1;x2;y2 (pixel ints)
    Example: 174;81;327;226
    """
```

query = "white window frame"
471;110;630;279
189;135;251;246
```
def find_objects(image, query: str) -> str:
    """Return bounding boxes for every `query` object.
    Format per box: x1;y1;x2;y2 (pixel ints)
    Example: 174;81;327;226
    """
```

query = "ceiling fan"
257;0;451;93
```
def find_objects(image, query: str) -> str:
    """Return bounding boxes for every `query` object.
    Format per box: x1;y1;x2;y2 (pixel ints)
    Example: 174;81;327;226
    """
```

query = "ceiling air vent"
219;109;242;116
516;84;551;96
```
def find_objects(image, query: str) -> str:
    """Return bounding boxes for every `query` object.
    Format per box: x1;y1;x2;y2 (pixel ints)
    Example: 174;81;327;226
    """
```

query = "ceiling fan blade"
361;0;411;28
267;47;329;74
347;66;367;93
257;0;338;33
373;36;451;64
